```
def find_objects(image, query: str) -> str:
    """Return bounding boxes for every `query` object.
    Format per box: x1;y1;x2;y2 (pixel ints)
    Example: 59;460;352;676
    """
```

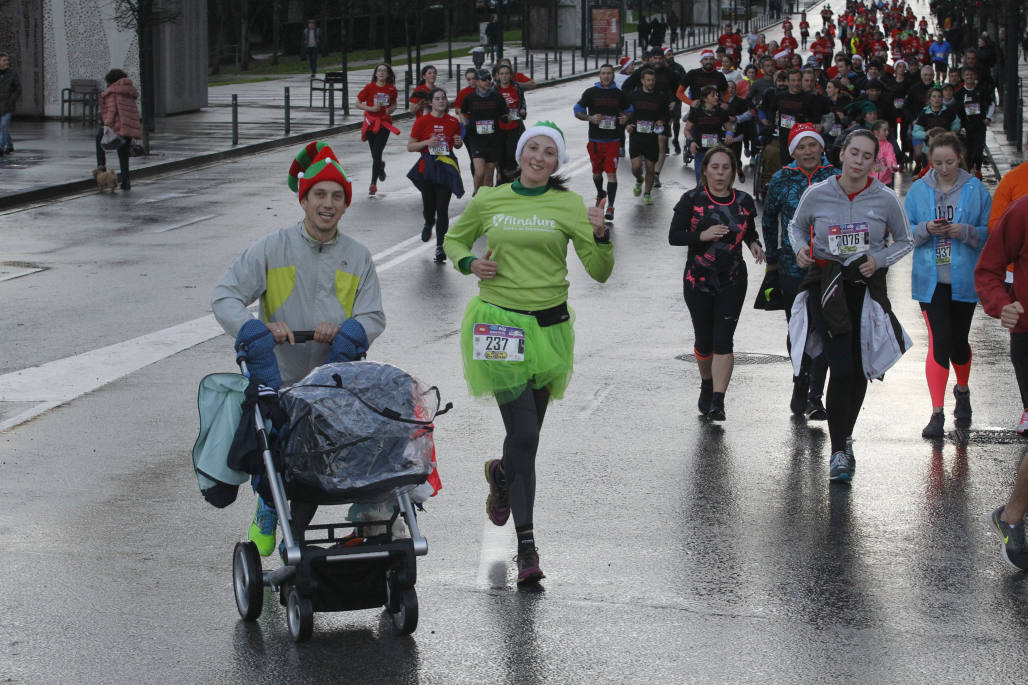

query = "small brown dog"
93;167;118;193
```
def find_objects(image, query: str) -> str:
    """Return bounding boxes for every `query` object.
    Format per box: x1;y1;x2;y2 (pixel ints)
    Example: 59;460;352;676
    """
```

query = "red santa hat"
774;49;791;61
700;49;715;60
788;123;825;156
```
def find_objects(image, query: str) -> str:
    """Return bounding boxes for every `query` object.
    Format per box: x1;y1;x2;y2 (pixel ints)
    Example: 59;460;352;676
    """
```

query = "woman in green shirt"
443;121;614;586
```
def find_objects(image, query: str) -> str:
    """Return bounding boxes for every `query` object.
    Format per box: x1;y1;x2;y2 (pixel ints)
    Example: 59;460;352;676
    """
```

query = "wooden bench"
309;72;347;108
60;79;102;125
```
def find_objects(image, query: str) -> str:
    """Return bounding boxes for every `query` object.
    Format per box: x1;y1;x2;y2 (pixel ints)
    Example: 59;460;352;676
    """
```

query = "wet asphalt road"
4;22;1028;685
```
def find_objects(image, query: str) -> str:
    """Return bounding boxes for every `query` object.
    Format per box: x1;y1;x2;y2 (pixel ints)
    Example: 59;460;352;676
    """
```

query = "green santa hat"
515;120;569;170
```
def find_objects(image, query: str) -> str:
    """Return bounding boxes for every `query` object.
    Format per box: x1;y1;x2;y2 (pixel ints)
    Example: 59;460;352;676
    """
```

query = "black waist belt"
494;301;570;327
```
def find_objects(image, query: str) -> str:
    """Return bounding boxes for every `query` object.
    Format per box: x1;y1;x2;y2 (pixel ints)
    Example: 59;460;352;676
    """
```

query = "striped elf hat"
287;141;353;206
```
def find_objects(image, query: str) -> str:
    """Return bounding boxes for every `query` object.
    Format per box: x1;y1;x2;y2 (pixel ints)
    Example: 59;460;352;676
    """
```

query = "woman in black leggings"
355;64;398;197
790;129;913;482
670;145;764;420
406;88;465;263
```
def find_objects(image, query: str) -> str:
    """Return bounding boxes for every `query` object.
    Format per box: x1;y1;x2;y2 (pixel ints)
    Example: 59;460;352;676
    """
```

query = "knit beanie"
514;121;569;170
287;141;353;206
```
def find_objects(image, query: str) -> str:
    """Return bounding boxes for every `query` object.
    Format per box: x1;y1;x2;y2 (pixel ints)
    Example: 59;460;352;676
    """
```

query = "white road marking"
0;231;435;432
375;242;434;271
137;192;196;204
476;518;515;589
153;215;218;233
0;266;45;282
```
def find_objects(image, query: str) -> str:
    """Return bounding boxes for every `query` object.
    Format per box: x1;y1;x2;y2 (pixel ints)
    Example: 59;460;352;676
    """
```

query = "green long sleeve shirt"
442;183;614;311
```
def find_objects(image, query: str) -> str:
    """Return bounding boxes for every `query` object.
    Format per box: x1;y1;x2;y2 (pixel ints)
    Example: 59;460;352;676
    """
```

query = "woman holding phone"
905;132;991;437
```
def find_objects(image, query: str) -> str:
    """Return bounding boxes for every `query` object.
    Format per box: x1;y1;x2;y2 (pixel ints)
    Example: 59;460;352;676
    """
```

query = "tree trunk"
209;0;227;74
239;0;250;70
271;0;280;65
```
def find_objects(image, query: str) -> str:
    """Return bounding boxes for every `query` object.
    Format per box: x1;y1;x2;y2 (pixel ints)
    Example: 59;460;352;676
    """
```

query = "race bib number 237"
473;323;526;362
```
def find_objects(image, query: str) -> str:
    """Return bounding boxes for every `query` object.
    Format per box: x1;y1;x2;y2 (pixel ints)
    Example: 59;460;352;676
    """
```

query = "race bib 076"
476;120;495;135
472;324;525;362
828;221;871;256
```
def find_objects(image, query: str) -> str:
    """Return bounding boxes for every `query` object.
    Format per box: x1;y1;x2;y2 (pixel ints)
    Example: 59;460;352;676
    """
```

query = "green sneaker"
248;496;278;557
633;181;642;197
642;194;654;205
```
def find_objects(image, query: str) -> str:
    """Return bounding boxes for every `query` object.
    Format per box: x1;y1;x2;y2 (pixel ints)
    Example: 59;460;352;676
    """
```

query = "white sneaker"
1018;409;1028;435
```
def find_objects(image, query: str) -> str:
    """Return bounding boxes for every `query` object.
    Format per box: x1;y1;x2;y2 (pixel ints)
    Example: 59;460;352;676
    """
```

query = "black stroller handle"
290;330;315;343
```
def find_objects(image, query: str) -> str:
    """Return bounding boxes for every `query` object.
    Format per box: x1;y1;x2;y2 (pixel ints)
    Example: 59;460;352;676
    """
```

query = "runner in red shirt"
494;63;527;183
799;14;811;50
407;88;465;262
782;18;793;32
355;63;399;197
780;31;798;53
409;65;438;120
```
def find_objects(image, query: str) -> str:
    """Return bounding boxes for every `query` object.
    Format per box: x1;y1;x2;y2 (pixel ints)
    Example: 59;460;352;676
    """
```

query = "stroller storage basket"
278;361;442;505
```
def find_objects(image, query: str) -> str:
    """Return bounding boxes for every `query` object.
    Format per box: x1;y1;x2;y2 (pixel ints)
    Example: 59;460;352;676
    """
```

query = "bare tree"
113;0;181;153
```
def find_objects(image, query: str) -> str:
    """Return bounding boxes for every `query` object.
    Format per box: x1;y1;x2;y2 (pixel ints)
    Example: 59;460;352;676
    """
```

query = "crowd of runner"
334;0;1028;578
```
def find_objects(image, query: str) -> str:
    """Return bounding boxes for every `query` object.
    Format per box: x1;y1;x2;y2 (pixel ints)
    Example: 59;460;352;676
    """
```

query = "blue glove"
235;319;283;389
325;318;368;363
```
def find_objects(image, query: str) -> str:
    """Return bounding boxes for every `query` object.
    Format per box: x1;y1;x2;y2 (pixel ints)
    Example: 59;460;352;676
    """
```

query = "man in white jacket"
211;141;386;556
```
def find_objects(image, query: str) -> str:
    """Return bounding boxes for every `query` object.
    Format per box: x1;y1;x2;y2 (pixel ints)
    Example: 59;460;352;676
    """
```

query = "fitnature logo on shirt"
491;213;558;231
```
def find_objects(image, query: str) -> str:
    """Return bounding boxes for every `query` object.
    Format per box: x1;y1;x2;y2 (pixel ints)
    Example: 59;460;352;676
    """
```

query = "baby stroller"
229;334;449;642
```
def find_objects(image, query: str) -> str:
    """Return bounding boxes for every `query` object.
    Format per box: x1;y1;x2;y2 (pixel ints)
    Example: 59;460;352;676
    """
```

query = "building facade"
0;0;206;118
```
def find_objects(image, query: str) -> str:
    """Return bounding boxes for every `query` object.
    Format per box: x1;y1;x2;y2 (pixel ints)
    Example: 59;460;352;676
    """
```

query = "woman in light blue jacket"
905;131;991;439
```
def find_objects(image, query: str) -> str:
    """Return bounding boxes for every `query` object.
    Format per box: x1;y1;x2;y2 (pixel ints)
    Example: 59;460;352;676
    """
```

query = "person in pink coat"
96;69;142;191
870;119;900;188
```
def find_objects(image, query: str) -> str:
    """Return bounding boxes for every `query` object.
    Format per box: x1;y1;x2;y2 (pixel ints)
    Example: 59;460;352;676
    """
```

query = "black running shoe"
707;394;726;421
953;386;972;421
652;175;662;188
805;397;827;421
922;411;945;438
604;207;614;222
698;379;713;415
516;547;545;585
434;246;446;263
790;375;809;415
421;223;432;242
379;164;386;182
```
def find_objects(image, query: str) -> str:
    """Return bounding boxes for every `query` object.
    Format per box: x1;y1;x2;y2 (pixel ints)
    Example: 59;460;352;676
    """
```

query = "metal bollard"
545;53;549;80
404;72;411;109
342;72;349;117
558;50;563;78
572;49;576;74
514;56;518;74
284;87;290;135
231;94;238;146
328;82;335;126
530;53;534;80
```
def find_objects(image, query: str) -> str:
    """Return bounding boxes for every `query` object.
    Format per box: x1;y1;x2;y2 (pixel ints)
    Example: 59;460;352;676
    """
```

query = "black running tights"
809;279;868;453
420;184;453;245
683;278;748;356
367;129;389;182
498;386;550;529
1011;332;1028;409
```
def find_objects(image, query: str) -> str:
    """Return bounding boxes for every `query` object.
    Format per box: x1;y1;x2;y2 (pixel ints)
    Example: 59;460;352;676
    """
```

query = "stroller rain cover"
278;361;445;504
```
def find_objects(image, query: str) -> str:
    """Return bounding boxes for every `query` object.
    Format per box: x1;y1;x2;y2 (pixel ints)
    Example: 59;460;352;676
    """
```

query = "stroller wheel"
286;587;313;642
233;541;263;621
389;584;419;635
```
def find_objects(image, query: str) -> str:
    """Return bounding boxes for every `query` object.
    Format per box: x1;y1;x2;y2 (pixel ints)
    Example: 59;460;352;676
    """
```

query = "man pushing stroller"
211;141;386;556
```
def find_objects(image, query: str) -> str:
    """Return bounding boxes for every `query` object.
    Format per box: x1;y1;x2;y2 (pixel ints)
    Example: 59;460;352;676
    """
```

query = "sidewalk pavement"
0;28;731;209
984;59;1028;177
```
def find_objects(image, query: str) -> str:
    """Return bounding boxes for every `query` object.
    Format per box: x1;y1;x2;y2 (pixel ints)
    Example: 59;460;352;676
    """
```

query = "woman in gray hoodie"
789;129;913;482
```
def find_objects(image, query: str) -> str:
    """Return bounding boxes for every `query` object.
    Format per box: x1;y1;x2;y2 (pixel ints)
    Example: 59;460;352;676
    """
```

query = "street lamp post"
383;0;392;62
